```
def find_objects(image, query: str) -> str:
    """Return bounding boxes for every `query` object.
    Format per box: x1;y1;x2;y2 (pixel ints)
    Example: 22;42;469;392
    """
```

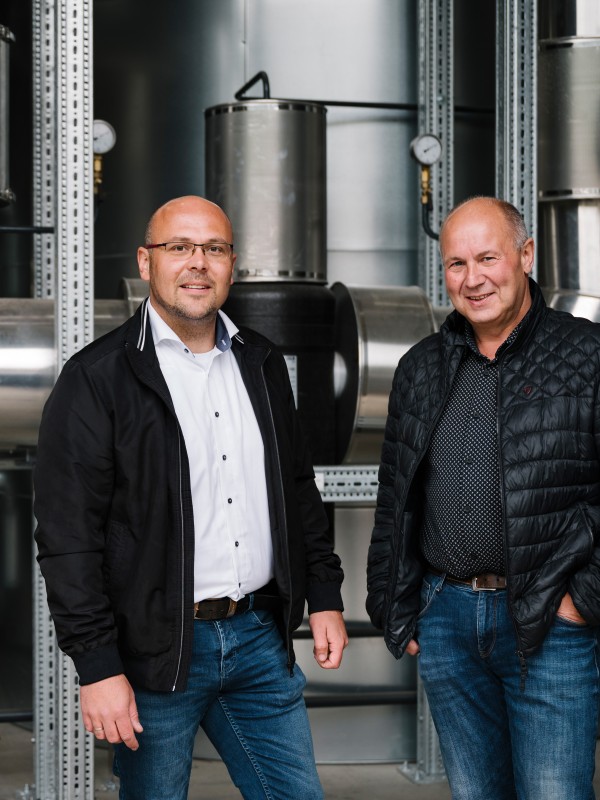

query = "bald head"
145;196;233;247
440;197;528;255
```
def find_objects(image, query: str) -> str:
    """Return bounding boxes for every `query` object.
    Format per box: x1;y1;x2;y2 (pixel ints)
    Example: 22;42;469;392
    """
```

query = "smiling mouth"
180;283;211;291
467;293;493;302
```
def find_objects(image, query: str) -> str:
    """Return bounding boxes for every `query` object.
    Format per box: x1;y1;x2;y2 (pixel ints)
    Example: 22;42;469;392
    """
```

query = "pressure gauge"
410;133;442;166
93;119;117;154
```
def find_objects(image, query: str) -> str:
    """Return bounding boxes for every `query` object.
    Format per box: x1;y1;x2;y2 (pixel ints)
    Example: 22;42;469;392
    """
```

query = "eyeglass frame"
144;241;234;258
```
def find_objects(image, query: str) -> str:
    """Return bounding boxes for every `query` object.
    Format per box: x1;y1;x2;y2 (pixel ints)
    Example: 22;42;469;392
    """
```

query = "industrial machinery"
0;0;598;796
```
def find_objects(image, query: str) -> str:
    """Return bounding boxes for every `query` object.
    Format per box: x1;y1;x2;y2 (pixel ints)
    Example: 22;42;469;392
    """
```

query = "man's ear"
138;247;150;281
522;238;535;275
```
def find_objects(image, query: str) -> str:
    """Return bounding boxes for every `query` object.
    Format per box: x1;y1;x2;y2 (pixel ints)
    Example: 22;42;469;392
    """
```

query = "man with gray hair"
367;196;600;798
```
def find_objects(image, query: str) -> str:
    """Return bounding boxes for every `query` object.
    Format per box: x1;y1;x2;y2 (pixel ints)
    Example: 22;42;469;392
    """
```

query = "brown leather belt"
428;566;507;591
194;583;281;621
194;596;250;620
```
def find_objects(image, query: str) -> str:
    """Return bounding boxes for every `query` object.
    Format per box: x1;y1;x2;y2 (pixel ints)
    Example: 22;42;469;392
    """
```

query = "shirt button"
463;504;472;514
472;412;480;420
215;411;220;417
228;498;233;504
222;455;227;461
465;456;474;465
235;541;239;547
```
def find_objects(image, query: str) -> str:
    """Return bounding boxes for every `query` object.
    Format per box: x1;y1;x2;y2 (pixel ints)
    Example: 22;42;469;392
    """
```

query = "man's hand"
81;674;143;750
406;639;420;656
557;591;587;625
309;610;348;669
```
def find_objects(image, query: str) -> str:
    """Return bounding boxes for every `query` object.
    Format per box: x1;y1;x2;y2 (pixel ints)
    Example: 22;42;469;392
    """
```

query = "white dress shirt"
147;301;274;602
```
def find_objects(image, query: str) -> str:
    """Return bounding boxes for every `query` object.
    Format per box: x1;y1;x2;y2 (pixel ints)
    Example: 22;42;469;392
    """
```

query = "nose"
188;245;208;269
464;260;484;287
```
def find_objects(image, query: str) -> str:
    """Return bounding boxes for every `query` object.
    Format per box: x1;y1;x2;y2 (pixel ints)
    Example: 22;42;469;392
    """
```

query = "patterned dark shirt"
420;315;529;578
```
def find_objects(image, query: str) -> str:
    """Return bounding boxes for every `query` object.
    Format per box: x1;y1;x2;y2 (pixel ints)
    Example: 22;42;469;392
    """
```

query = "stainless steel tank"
333;283;437;464
205;100;327;282
538;1;600;299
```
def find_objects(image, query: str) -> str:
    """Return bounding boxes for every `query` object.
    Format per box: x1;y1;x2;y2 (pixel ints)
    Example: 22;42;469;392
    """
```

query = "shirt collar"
147;300;238;353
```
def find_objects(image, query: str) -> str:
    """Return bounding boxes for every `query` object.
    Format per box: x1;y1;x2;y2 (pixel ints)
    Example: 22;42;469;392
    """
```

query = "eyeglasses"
145;241;234;260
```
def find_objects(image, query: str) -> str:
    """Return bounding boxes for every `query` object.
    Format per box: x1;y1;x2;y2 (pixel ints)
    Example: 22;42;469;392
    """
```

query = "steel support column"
417;0;453;307
32;0;95;796
495;0;537;271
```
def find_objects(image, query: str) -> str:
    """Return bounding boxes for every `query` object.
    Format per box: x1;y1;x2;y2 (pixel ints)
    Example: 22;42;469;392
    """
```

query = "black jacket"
366;280;600;661
34;301;343;690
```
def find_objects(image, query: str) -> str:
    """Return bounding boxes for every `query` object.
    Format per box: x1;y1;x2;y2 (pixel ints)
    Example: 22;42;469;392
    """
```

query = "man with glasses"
34;195;348;799
367;196;600;799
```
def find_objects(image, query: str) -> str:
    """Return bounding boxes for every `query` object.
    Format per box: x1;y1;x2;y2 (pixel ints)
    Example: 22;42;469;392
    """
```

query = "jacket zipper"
495;361;528;687
172;427;185;691
260;361;294;672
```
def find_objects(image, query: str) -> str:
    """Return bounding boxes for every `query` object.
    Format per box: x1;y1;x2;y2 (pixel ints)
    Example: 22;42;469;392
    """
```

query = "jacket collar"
124;299;174;411
125;299;271;382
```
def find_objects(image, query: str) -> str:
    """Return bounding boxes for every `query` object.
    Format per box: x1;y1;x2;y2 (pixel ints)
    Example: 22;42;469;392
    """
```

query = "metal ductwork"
206;100;327;283
538;0;600;319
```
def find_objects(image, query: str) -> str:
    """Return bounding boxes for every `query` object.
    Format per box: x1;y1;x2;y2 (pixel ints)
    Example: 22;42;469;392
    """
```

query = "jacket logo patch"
523;386;533;396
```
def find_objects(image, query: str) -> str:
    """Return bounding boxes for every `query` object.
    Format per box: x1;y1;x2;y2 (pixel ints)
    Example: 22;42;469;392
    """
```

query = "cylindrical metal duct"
333;284;436;465
538;2;600;295
0;25;16;206
0;299;129;448
205;100;327;283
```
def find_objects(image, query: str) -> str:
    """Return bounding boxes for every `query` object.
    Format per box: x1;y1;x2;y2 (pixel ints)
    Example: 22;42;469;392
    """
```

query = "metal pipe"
0;25;16;206
0;226;55;234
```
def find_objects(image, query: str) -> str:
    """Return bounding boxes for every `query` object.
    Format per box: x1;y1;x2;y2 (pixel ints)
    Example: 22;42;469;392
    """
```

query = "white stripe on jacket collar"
136;297;240;353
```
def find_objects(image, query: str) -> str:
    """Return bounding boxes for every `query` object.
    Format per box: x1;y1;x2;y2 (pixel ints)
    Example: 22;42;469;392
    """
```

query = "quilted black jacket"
366;279;600;661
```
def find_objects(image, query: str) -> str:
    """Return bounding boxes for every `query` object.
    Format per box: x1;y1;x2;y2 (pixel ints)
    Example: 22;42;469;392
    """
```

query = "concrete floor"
2;722;600;799
0;720;451;800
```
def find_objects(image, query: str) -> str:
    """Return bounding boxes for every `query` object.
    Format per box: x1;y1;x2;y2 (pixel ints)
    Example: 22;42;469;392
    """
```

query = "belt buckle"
471;575;496;592
226;598;237;618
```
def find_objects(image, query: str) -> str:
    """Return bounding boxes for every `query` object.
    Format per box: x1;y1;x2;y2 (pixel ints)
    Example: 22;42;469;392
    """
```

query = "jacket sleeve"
34;359;124;684
269;349;344;614
366;354;424;653
365;366;401;631
568;372;600;625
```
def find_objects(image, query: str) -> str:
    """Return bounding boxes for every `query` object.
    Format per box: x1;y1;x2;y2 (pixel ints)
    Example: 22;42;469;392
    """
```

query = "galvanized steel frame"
495;0;537;272
417;0;453;307
32;0;95;797
409;0;453;783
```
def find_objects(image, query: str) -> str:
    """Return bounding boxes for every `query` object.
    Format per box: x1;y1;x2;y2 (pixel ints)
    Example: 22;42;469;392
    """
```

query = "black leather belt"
194;582;281;621
428;566;507;591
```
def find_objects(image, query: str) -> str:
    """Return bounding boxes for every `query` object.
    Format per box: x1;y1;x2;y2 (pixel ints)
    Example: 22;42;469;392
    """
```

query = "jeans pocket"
554;612;589;628
417;574;442;620
249;609;276;628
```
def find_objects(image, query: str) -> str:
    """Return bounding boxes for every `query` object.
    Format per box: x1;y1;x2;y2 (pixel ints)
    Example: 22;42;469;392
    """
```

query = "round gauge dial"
93;119;117;154
410;133;442;166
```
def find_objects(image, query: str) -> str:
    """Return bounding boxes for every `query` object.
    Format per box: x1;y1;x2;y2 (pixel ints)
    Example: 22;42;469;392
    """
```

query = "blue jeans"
113;608;323;800
416;573;599;800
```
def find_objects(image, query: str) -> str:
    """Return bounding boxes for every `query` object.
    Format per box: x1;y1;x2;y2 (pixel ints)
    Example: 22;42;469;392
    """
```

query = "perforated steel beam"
495;0;537;272
32;0;95;796
417;0;453;307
